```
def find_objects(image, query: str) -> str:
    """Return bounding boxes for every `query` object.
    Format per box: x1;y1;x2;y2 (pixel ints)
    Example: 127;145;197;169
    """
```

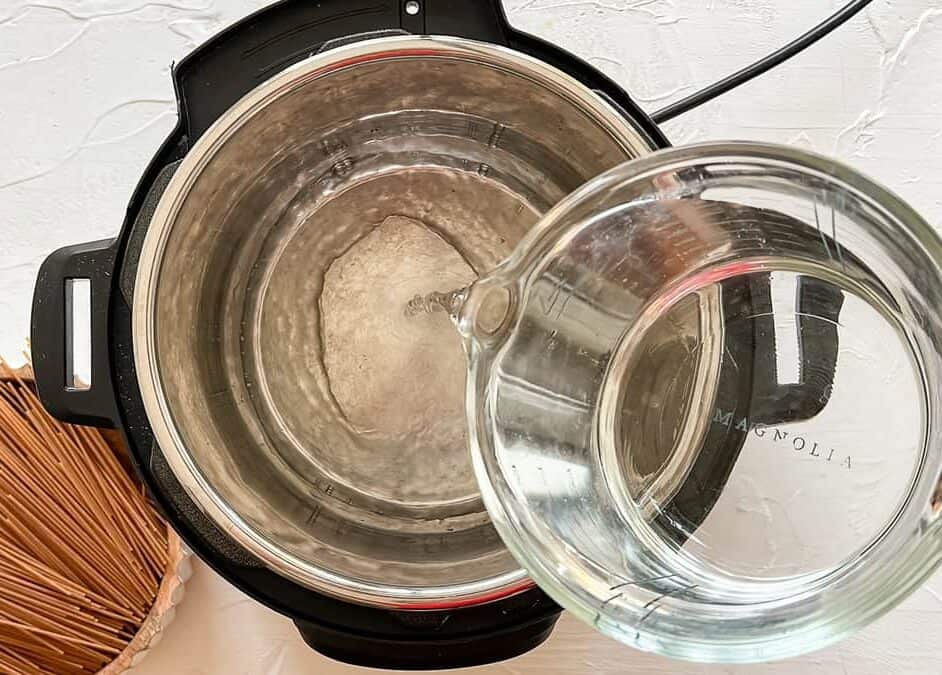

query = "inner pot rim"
132;34;658;608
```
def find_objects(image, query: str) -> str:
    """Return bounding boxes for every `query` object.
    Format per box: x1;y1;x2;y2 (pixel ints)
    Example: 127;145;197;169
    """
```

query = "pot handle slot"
31;239;118;428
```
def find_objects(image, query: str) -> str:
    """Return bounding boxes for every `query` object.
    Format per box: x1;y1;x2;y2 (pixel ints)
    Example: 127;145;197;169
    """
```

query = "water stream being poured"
406;286;470;321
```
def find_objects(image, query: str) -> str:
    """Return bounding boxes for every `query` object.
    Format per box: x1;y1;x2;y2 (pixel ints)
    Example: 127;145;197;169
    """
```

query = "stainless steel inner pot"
133;35;657;607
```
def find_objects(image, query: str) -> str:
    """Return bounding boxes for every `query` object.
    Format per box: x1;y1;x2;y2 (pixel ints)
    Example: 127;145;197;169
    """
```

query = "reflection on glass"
459;145;942;662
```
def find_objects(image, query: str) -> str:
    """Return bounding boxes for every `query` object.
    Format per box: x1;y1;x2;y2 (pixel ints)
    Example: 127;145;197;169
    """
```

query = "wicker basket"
0;363;190;674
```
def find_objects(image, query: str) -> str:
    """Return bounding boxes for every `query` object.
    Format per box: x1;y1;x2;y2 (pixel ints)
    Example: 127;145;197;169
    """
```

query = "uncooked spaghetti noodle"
0;359;169;674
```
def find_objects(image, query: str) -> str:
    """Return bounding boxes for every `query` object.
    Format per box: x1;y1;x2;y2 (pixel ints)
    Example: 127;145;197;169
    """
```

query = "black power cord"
652;0;875;124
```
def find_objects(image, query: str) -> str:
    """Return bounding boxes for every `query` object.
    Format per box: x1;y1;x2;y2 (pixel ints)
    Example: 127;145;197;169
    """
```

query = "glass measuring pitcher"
444;142;942;662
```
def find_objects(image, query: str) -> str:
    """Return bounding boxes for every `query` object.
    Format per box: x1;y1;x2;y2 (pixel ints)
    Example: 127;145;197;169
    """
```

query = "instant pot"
31;0;667;668
27;0;881;668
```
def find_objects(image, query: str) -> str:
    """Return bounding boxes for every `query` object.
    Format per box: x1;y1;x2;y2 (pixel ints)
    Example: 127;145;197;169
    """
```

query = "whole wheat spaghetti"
0;359;169;674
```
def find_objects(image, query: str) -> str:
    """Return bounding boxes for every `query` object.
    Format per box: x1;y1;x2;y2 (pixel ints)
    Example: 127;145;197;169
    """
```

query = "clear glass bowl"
460;142;942;662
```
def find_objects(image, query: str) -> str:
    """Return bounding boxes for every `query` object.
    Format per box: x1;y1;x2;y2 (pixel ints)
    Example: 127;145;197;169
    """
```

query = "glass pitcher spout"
407;277;517;352
456;278;516;349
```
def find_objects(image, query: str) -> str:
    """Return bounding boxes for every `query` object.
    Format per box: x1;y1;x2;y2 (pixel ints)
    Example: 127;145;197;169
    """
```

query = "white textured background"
2;0;941;672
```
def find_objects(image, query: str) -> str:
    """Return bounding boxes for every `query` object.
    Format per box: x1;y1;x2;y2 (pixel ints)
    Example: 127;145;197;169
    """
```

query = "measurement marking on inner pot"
487;122;506;148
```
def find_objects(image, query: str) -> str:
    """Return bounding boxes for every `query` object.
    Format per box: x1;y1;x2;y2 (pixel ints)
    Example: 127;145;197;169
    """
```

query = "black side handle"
748;274;843;423
31;239;118;428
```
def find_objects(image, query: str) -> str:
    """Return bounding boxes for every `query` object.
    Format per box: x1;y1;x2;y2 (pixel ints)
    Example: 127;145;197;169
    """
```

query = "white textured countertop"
1;1;941;672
